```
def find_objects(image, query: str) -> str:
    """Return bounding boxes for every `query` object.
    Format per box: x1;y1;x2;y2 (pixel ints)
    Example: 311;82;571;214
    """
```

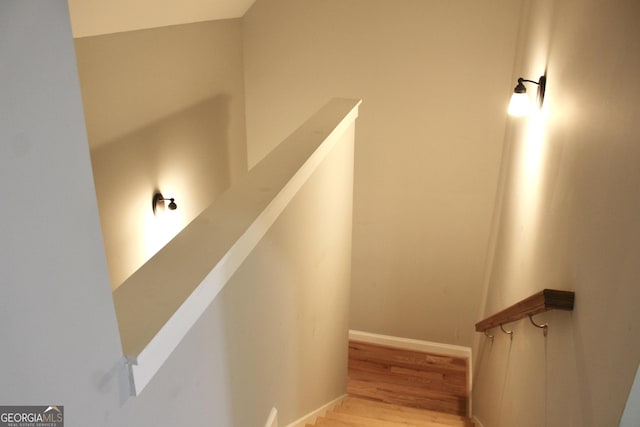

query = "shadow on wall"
90;94;232;290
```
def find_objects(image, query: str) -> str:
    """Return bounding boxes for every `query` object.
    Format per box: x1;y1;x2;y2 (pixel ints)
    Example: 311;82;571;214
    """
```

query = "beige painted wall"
75;20;247;289
472;0;640;425
210;127;355;425
242;0;522;346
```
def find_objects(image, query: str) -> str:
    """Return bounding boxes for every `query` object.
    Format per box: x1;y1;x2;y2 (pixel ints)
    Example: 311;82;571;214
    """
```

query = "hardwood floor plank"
348;358;467;386
347;380;466;415
308;340;475;427
326;411;423;427
335;398;469;426
315;416;357;427
348;368;467;396
342;397;469;422
349;342;467;375
348;341;469;416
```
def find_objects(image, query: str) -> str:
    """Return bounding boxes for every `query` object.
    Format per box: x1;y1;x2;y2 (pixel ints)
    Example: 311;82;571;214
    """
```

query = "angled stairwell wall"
472;0;640;425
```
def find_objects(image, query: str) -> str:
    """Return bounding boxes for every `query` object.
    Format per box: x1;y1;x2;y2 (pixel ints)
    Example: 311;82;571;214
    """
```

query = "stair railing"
475;289;575;338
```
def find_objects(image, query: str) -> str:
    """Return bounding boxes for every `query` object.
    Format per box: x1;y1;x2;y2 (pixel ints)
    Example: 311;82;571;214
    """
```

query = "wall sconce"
152;192;177;215
508;75;547;116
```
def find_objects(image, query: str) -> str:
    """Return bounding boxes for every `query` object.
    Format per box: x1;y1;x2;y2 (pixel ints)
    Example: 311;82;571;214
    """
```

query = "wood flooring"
347;341;469;416
306;396;474;427
306;340;474;427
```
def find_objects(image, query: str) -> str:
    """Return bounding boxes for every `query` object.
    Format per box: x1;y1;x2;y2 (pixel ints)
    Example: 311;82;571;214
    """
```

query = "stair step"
328;409;460;427
347;379;466;416
308;340;475;427
314;415;364;427
348;341;468;416
336;397;473;427
318;411;425;427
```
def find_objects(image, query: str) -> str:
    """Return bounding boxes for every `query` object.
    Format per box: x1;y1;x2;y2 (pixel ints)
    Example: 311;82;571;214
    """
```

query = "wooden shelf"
475;289;575;332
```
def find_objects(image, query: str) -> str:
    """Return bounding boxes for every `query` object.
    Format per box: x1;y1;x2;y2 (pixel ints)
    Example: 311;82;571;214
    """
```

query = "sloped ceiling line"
68;0;258;38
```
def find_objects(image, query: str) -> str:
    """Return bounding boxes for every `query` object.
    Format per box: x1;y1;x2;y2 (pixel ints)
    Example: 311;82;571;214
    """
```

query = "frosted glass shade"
508;92;532;116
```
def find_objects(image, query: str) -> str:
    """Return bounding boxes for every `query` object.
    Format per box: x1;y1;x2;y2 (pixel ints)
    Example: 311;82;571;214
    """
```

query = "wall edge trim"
472;415;486;427
285;394;347;427
264;407;278;427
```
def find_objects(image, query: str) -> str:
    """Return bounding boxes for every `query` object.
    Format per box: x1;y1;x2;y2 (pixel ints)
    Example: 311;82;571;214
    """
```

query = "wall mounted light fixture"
152;192;177;215
508;75;547;116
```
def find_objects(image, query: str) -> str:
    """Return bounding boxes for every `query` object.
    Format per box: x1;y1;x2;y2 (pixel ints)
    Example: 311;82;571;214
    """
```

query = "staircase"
348;341;469;416
306;340;474;427
306;396;474;427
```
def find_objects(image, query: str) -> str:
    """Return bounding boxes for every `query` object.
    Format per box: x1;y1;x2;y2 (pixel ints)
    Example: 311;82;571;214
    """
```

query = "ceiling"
68;0;257;38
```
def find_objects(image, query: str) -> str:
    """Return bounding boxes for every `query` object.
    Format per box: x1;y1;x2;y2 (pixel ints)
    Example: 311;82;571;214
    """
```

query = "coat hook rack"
500;324;513;336
484;330;494;343
529;314;548;337
475;289;574;341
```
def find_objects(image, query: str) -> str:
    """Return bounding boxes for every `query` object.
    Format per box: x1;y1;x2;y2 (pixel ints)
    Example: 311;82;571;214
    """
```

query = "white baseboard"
264;407;278;427
285;394;347;427
348;330;471;359
472;415;486;427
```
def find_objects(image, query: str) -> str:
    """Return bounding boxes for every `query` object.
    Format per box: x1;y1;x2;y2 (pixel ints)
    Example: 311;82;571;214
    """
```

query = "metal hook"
529;314;548;337
484;330;494;343
500;324;513;336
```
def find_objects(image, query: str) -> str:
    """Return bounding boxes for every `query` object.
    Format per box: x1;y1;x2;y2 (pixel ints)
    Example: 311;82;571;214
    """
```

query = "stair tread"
347;379;466;415
334;396;469;426
341;396;466;420
325;410;463;427
325;412;409;426
315;415;367;427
